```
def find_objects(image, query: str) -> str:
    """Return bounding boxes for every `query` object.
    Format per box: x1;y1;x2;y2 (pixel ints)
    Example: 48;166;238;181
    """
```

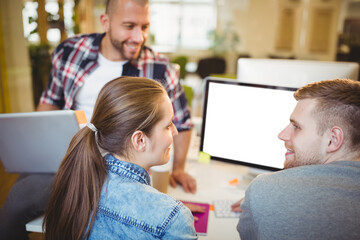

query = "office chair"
196;57;226;79
171;55;188;80
182;84;194;108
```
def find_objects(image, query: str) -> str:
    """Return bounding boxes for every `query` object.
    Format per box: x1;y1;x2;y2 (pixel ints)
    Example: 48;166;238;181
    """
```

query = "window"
22;0;74;45
149;0;216;52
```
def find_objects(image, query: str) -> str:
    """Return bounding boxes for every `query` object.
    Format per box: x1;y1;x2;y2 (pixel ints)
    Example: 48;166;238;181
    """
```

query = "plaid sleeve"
165;63;193;131
38;43;66;109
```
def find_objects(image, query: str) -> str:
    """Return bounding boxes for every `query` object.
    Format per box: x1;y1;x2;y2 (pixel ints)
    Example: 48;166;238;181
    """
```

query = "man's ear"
327;126;344;153
99;13;110;32
131;130;146;152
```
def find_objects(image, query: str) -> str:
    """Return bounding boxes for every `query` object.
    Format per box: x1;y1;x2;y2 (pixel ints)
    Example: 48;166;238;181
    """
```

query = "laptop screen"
0;110;80;173
200;78;297;171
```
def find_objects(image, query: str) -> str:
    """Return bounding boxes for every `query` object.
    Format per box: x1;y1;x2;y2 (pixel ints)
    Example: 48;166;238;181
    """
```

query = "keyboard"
213;200;241;218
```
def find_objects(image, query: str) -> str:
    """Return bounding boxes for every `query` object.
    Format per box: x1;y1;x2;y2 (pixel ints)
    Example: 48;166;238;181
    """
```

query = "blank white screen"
202;81;297;170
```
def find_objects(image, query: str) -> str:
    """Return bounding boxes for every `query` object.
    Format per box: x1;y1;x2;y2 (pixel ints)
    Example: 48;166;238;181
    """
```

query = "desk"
26;132;249;239
168;160;247;239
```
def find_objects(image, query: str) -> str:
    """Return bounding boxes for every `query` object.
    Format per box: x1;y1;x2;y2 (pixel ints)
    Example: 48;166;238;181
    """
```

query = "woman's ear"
327;126;344;153
131;130;146;152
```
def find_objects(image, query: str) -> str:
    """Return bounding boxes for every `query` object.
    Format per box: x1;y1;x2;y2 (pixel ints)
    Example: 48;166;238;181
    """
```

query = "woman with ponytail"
43;76;197;240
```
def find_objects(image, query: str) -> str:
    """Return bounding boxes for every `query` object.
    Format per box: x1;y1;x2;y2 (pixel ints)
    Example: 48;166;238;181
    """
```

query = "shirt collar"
83;33;105;62
105;154;151;185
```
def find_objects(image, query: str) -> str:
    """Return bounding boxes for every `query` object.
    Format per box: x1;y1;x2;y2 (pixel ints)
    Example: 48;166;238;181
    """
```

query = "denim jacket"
88;154;197;239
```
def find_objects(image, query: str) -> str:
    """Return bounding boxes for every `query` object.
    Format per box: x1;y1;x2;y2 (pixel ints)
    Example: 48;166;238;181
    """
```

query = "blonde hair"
294;79;360;150
44;76;167;240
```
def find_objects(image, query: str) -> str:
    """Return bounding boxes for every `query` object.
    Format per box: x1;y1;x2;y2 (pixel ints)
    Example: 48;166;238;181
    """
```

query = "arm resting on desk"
170;129;197;193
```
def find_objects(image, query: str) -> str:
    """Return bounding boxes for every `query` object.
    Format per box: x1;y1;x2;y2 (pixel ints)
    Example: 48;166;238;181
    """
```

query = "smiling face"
144;94;178;167
278;99;328;169
101;0;150;61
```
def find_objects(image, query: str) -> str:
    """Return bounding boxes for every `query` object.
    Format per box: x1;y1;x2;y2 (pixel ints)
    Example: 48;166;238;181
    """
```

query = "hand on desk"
170;169;197;194
231;198;243;212
184;203;206;221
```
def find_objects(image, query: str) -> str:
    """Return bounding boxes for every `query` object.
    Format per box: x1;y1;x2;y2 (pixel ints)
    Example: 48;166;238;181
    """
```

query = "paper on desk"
198;151;211;164
228;178;239;186
182;201;210;236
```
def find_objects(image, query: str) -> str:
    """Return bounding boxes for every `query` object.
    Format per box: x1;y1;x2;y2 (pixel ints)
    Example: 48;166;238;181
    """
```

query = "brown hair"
294;79;360;150
43;76;167;240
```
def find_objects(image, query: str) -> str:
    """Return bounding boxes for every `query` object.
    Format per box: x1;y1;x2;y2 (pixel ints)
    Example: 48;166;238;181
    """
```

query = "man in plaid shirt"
0;0;198;239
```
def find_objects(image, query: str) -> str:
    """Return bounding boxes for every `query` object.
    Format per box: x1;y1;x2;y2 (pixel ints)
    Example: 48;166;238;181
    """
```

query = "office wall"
167;0;344;75
346;1;360;18
0;0;33;113
53;0;352;76
217;0;342;61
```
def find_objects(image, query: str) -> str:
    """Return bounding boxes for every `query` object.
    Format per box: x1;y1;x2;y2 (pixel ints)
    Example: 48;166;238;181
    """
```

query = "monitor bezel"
199;77;298;172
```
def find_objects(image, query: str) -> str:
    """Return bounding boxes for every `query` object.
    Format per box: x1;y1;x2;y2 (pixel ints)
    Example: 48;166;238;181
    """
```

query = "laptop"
0;110;80;173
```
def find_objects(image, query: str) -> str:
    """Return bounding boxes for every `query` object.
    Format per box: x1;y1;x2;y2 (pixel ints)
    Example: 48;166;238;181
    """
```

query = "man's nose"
131;27;144;43
278;125;290;141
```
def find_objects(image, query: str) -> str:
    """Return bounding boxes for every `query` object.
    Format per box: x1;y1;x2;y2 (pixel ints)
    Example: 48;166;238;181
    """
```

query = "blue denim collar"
104;154;151;185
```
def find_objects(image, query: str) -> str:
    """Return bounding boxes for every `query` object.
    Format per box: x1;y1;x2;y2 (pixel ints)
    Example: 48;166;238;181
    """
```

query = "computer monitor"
237;58;359;88
200;77;297;176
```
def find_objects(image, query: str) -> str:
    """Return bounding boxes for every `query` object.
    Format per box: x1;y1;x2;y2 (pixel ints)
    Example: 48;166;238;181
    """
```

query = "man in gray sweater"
235;79;360;239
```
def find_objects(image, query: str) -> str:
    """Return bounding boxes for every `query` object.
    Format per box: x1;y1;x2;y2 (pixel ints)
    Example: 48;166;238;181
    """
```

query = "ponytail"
44;76;168;239
43;126;107;240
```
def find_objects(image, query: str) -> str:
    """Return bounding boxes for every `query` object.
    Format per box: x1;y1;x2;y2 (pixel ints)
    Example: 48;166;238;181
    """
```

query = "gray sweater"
238;161;360;240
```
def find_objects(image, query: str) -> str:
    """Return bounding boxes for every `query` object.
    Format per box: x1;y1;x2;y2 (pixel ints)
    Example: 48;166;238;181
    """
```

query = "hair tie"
85;122;107;156
86;122;98;133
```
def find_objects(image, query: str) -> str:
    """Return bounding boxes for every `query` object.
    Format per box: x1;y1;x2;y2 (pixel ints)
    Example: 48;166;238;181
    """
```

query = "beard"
109;31;143;61
284;146;323;169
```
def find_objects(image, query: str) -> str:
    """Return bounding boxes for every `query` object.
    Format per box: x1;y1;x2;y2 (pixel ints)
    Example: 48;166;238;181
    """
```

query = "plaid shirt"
40;33;192;131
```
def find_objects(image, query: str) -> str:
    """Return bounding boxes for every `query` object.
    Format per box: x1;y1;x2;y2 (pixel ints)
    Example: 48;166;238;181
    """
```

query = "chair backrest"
182;84;194;108
172;55;189;80
197;57;226;79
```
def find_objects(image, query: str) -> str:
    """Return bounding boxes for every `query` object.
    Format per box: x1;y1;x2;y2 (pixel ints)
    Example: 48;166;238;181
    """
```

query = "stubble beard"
109;32;143;61
284;149;323;169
